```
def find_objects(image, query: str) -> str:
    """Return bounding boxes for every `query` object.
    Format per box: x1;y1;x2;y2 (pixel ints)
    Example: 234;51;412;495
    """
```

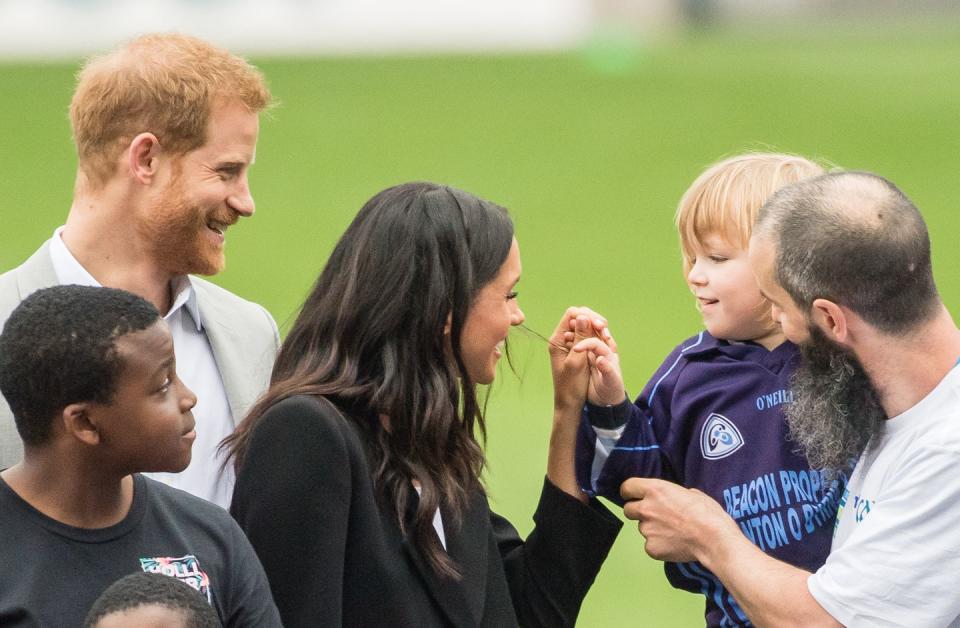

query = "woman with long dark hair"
225;182;621;627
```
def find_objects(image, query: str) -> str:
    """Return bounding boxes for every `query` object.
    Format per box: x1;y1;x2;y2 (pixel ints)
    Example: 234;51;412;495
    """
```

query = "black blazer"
231;395;621;627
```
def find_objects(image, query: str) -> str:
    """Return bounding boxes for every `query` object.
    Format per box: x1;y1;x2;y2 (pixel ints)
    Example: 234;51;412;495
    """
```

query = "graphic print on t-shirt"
140;554;212;602
700;413;744;460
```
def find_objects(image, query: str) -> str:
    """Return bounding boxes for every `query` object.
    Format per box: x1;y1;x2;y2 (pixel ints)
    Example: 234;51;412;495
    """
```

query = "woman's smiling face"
460;238;525;385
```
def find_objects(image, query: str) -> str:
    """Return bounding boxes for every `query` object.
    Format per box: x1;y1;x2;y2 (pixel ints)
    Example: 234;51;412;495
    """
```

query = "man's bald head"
753;171;938;335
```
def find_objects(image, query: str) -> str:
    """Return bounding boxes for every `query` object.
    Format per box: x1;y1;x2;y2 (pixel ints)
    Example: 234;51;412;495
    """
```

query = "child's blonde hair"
675;153;827;275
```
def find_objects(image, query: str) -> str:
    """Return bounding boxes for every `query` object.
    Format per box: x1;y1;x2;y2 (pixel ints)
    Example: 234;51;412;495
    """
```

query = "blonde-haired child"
574;153;847;627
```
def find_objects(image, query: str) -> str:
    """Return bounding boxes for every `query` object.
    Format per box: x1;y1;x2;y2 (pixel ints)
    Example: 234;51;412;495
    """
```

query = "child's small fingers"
573;338;610;354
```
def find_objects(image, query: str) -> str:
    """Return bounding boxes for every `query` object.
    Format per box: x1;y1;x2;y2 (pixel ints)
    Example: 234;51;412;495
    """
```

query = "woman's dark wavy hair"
224;181;514;579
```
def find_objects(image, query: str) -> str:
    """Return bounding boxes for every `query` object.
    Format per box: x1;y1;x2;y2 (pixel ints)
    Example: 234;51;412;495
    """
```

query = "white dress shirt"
49;227;235;508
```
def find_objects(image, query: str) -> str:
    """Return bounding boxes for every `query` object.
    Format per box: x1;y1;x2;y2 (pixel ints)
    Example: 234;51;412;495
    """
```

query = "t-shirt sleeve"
575;341;687;503
807;445;960;626
230;397;353;628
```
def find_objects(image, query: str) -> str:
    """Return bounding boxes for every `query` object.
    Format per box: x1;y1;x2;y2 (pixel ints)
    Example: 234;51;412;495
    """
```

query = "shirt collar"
48;226;203;331
683;329;796;363
172;276;203;331
49;225;99;288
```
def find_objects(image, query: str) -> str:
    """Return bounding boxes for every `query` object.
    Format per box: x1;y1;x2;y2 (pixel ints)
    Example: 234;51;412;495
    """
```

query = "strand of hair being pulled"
517;323;570;353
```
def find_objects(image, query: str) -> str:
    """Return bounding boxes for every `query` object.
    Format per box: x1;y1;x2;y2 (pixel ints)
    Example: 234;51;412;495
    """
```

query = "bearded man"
620;171;960;626
0;34;279;508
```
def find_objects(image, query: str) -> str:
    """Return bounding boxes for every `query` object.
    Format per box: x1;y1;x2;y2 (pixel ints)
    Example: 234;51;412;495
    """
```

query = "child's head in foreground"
675;153;826;347
0;285;196;473
83;572;220;628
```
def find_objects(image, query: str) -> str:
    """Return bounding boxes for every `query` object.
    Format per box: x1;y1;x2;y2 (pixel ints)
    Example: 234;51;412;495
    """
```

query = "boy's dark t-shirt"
0;474;281;628
576;331;848;627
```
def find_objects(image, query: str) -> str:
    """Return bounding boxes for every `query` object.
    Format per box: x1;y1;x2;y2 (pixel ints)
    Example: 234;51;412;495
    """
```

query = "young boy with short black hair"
0;285;280;628
84;572;221;628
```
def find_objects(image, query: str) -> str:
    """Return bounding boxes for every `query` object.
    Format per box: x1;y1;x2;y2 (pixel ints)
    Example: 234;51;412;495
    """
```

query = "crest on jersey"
700;413;744;460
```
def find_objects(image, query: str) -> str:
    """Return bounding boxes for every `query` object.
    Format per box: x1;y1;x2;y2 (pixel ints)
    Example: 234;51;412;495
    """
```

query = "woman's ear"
443;312;452;336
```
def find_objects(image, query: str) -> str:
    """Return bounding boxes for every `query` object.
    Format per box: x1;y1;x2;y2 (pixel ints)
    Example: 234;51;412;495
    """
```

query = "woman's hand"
546;306;611;502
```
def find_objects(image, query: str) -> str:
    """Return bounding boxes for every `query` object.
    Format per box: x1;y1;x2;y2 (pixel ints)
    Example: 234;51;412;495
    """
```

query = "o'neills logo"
700;413;744;460
140;554;212;602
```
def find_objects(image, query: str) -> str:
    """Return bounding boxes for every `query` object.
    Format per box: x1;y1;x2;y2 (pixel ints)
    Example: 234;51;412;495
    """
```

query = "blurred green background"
3;22;960;625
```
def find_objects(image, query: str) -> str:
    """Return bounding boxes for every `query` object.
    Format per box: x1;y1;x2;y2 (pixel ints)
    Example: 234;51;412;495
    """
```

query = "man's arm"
621;477;840;628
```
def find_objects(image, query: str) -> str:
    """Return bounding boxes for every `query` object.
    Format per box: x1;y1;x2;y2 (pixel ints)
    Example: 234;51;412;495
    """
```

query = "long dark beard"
787;325;886;471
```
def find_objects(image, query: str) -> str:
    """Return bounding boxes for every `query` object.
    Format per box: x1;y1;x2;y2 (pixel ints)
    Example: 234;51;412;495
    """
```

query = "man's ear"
811;298;849;344
127;133;162;184
61;403;101;447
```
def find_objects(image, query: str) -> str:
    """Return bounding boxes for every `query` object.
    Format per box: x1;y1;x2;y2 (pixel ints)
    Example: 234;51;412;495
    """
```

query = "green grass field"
3;22;960;625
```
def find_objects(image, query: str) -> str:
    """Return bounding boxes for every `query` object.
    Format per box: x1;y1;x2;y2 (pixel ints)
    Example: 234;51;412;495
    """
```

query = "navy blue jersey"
576;331;846;627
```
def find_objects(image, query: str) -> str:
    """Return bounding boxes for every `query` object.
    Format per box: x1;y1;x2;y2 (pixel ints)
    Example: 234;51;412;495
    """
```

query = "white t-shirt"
807;365;960;627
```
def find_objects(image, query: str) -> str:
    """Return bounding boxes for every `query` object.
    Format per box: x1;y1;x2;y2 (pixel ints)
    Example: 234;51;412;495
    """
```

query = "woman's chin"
475;372;496;386
472;364;497;386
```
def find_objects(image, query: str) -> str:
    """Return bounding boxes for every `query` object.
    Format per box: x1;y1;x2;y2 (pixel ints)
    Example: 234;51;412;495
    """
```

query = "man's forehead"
197;100;259;153
748;233;775;264
747;235;781;295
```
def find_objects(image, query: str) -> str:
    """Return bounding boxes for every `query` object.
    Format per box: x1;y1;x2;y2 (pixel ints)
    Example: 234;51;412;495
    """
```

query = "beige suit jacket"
0;241;280;469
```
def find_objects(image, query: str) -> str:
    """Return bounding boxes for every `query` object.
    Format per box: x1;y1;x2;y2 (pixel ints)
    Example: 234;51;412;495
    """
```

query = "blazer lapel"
442;490;490;625
14;241;59;298
400;488;490;628
195;290;254;427
0;241;59;467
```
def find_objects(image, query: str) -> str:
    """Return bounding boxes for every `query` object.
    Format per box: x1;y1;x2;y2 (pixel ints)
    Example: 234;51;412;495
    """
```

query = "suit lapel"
0;242;58;467
443;490;491;625
15;241;59;297
401;488;490;628
193;285;252;427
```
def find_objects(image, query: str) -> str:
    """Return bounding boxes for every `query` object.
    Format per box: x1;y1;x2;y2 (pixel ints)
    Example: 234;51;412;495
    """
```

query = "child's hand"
549;307;606;413
571;323;626;407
